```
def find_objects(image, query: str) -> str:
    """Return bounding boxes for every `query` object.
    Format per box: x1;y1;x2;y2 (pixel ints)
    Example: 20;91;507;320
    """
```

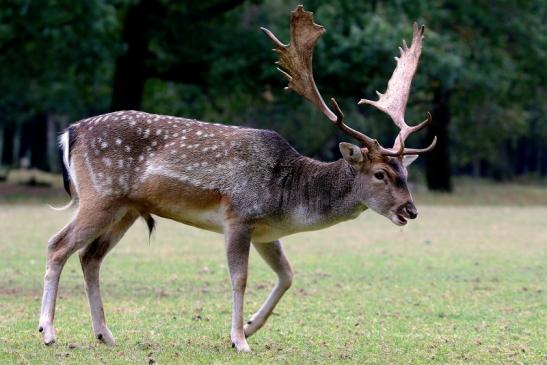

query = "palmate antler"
358;23;437;153
262;5;436;157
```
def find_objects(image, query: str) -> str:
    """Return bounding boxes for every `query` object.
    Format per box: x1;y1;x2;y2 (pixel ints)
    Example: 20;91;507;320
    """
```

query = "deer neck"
283;157;367;228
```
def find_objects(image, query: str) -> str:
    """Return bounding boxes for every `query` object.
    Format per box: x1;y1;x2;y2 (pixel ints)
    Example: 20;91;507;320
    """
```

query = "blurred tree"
111;0;249;110
0;0;121;169
0;0;544;189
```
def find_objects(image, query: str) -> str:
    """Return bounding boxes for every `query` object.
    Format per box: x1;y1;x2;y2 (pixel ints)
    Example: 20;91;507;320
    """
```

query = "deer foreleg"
244;240;293;338
224;223;252;352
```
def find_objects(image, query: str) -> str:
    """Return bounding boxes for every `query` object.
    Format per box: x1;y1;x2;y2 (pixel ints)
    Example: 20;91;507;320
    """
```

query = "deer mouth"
391;213;408;226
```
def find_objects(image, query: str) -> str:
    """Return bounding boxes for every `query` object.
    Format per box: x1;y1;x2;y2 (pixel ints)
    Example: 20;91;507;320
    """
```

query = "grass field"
0;182;546;364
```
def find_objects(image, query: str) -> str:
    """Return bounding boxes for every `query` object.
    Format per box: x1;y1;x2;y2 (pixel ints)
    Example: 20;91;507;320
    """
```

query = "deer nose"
403;202;418;219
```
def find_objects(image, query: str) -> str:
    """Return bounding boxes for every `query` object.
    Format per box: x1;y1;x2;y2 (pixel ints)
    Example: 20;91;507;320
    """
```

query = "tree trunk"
19;114;49;170
111;0;162;111
1;123;15;166
110;0;246;111
47;115;60;172
425;85;452;191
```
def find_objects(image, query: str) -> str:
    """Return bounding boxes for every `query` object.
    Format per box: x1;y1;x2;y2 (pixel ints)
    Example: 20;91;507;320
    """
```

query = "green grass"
0;192;546;363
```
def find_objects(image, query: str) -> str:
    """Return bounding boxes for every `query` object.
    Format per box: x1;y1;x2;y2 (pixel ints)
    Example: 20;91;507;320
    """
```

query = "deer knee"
279;269;293;290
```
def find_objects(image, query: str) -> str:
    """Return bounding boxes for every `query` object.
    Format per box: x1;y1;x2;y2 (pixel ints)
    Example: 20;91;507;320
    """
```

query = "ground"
0;177;545;364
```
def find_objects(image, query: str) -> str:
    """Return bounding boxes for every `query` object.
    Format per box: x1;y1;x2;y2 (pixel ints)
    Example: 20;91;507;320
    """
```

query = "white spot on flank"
215;153;222;158
115;138;122;145
151;141;157;147
117;160;124;168
102;157;112;167
173;133;178;137
125;145;131;152
196;130;203;136
139;155;144;162
156;129;162;136
129;120;136;126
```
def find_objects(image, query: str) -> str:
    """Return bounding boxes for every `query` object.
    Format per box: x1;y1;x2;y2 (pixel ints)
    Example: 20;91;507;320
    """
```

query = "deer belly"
132;175;225;233
151;203;224;233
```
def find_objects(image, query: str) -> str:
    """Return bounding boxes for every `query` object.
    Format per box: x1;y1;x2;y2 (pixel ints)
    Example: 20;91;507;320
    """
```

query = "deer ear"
339;142;364;164
403;154;419;167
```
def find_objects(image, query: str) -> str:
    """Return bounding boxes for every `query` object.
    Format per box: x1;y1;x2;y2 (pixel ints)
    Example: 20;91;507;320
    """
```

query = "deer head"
262;5;436;225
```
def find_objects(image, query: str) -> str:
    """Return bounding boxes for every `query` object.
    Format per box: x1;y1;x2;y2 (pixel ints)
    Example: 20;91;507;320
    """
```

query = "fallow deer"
39;5;436;352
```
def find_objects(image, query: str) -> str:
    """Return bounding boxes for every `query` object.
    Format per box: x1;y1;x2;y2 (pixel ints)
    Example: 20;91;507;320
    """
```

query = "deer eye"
374;171;385;180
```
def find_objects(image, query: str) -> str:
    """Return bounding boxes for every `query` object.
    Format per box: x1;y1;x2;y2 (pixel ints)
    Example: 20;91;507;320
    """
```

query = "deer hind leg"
78;210;138;346
224;223;252;352
38;205;125;345
244;240;293;338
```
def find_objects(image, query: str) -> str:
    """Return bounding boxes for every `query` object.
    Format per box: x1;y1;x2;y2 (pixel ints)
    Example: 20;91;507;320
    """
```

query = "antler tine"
261;5;377;149
401;136;437;155
393;111;432;151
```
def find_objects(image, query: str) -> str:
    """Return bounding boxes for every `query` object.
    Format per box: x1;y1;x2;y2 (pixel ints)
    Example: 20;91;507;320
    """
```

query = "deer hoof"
41;326;56;346
231;339;251;353
96;328;116;346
